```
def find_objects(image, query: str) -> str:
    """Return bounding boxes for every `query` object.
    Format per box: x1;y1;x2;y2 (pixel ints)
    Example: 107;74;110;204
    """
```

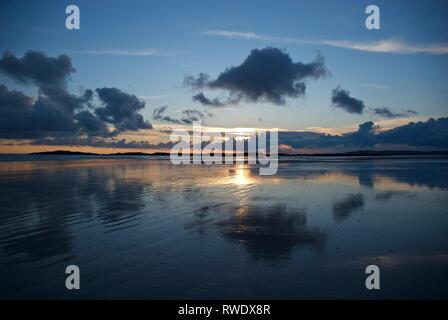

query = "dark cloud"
380;117;448;147
0;84;33;109
192;92;226;107
341;121;378;147
95;87;152;131
373;107;401;118
152;105;212;124
192;92;241;108
279;117;448;150
331;86;365;114
74;110;110;136
0;51;152;140
0;84;148;139
373;107;417;119
279;121;378;149
185;47;329;106
0;50;74;93
0;50;95;138
0;84;84;138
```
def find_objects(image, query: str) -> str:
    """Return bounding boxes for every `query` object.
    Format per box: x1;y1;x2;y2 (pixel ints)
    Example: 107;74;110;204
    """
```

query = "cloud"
380;117;448;147
277;121;375;150
183;73;211;90
191;92;244;108
0;50;74;92
152;106;212;124
205;30;448;55
31;136;151;149
95;87;152;131
72;49;168;57
0;51;152;140
322;39;448;55
343;121;378;146
185;47;329;106
0;84;92;138
279;117;448;150
180;108;213;124
360;83;389;90
204;30;270;40
373;107;417;119
31;136;180;150
373;107;401;118
192;92;227;107
74;110;110;136
21;116;448;150
181;108;212;118
152;106;182;124
331;86;365;114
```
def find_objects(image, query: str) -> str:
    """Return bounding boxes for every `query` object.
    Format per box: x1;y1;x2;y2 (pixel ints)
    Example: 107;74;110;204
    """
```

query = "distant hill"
30;150;99;155
29;150;169;156
28;149;448;157
108;152;169;156
279;150;448;157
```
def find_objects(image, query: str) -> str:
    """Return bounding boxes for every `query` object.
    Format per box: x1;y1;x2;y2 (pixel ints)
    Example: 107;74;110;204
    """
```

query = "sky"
0;0;447;153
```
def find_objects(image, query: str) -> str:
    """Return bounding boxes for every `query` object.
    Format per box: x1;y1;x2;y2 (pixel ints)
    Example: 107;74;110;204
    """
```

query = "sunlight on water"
230;166;255;187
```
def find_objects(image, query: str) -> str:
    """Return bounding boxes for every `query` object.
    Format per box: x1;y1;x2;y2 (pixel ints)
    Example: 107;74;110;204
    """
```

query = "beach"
1;156;447;299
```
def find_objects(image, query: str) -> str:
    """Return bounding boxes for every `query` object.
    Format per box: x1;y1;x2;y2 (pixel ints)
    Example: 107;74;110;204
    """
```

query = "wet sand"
0;157;447;299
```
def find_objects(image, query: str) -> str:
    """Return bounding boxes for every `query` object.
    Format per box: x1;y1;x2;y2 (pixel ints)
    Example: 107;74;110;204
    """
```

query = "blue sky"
0;0;447;152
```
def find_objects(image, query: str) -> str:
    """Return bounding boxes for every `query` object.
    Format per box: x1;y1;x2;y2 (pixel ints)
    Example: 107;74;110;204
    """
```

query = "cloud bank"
0;51;152;140
279;117;448;150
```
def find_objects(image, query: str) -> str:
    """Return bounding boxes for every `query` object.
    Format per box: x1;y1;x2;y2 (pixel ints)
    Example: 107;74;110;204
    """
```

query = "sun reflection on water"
231;165;255;186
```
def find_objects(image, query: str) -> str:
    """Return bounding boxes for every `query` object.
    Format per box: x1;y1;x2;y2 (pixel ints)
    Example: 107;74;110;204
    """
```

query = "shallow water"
0;157;447;299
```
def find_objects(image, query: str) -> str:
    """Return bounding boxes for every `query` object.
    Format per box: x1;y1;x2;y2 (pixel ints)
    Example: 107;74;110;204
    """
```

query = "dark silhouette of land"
28;150;167;156
27;149;448;157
